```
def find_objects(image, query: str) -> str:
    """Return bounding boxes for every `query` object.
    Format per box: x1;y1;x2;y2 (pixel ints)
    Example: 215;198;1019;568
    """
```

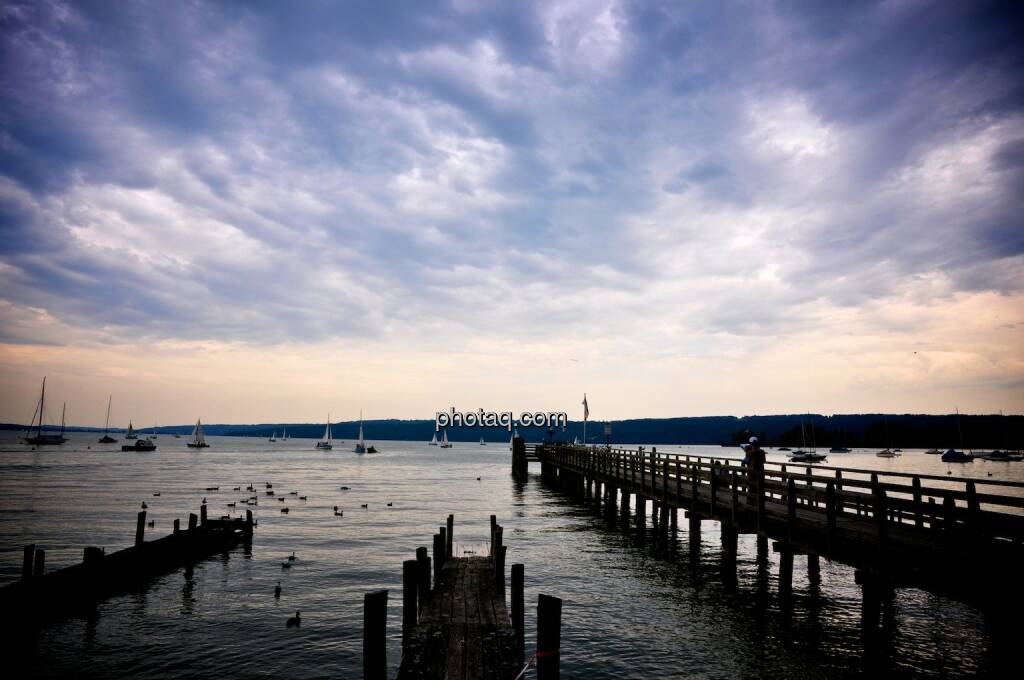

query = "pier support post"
512;436;527;478
512;563;525;663
620;491;630;520
188;513;198;531
721;522;738;559
21;544;35;582
778;545;794;597
756;534;768;566
446;514;454;558
537;594;562;680
635;495;646;527
33;548;45;578
136;511;147;547
83;546;104;566
200;503;208;526
363;589;388;680
807;553;821;585
856;570;889;642
402;560;418;648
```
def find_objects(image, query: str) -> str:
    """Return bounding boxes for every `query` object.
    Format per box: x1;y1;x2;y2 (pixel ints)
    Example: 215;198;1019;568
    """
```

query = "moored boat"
429;432;438;446
439;430;453;449
23;378;68;445
941;448;972;463
98;395;117;443
316;415;333;450
123;439;156;452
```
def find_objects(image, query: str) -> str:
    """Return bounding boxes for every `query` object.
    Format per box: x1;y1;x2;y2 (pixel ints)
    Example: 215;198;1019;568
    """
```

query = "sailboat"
282;428;288;441
429;432;438;446
789;416;826;462
439;430;453;449
353;413;378;453
149;423;159;440
98;395;117;443
269;430;277;442
186;419;210;448
479;436;486;445
124;420;138;440
315;415;333;450
876;416;900;457
23;378;68;445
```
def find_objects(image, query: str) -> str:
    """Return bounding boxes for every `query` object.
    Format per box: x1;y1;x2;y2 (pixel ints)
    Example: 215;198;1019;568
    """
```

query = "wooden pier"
526;442;1024;637
1;504;254;628
364;515;562;680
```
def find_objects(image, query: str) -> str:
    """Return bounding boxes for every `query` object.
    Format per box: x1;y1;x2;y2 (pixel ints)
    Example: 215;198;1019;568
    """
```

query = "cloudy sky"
1;0;1022;427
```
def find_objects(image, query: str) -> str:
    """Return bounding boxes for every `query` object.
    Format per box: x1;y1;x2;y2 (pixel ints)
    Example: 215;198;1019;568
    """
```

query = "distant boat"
875;449;899;458
778;447;791;452
98;395;117;443
876;416;899;457
187;419;210;448
429;432;438;446
924;448;941;454
149;422;159;440
439;430;453;449
173;432;181;439
790;451;827;462
353;412;378;453
23;378;67;446
983;450;1023;462
941;448;972;463
269;430;277;442
316;415;333;450
125;421;138;440
479;436;486;446
123;439;156;452
282;428;288;440
572;436;579;445
829;446;850;453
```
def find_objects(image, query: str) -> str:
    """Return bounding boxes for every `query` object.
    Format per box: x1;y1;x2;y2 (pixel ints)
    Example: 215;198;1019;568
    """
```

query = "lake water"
1;432;1019;678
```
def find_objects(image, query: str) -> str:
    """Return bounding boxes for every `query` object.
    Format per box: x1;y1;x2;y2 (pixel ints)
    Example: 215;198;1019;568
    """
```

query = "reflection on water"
0;433;1018;678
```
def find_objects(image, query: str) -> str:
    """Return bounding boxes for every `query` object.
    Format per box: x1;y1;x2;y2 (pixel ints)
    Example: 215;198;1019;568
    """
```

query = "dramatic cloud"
1;0;1022;423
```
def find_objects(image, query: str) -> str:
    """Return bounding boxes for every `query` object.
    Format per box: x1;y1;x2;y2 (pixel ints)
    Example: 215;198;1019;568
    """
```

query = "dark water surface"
1;432;1019;678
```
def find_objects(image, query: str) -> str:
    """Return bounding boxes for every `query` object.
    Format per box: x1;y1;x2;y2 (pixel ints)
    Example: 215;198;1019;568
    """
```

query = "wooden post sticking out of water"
416;546;431;613
493;525;504;585
33;548;45;578
511;563;525;663
807;553;821;585
446;514;454;558
173;518;180;534
512;436;527;477
490;514;497;555
245;510;254;541
83;546;104;566
537;594;562;679
438;527;447;567
200;503;208;526
402;559;418;648
136;511;147;547
635;495;646;528
21;544;35;582
188;513;198;531
432;533;443;583
363;589;388;680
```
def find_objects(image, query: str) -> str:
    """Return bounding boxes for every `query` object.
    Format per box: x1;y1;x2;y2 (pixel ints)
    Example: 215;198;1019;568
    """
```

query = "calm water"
1;432;1020;678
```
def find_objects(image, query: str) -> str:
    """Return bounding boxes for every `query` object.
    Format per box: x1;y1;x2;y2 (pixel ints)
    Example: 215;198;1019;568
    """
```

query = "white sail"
192;419;205;445
283;428;288;440
357;423;365;447
442;430;449;445
430;432;438;445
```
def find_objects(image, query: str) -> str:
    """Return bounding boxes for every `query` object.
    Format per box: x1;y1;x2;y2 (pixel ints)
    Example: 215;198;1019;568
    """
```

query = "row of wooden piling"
364;515;563;679
2;504;254;628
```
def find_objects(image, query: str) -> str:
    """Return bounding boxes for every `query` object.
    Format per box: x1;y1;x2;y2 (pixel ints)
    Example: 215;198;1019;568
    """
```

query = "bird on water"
274;581;281;598
286;611;301;627
288;551;296;561
141;502;148;509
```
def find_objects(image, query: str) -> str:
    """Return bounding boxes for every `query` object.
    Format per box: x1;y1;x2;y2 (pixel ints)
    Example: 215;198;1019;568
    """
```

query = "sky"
1;0;1022;427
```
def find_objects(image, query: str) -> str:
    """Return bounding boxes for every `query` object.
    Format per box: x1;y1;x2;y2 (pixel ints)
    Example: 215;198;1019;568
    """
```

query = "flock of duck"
139;478;414;628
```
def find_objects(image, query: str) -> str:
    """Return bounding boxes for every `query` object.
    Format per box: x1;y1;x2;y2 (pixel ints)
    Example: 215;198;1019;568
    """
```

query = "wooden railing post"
912;476;923;528
402;559;418;648
512;563;525;663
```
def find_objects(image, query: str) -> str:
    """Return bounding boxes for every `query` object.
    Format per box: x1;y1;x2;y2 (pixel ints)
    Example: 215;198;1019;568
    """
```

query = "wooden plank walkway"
398;556;519;679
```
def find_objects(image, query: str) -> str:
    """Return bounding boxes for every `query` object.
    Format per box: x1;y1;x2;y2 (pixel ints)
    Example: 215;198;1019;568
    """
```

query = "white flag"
582;393;589;421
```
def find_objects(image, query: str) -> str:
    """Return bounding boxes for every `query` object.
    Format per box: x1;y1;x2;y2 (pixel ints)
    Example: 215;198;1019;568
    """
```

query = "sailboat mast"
956;407;964;449
60;402;66;436
38;377;46;436
104;396;112;434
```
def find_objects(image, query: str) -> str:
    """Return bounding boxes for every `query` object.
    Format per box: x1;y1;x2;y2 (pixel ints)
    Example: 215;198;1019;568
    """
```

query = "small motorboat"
778;447;791;452
829;446;851;453
122;439;156;452
941;449;972;463
876;449;899;458
924;449;941;454
982;450;1024;462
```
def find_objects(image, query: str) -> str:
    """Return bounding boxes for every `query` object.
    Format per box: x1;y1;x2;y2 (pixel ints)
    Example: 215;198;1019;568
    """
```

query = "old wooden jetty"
517;439;1024;637
363;515;562;680
1;504;254;628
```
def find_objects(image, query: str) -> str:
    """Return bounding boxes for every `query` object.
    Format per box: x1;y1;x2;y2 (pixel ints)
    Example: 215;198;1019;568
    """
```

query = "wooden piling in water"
432;533;443;583
416;546;430;613
135;511;147;547
402;559;418;648
21;544;34;582
363;589;388;680
33;548;45;578
512;563;525;663
537;594;562;679
446;514;454;558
